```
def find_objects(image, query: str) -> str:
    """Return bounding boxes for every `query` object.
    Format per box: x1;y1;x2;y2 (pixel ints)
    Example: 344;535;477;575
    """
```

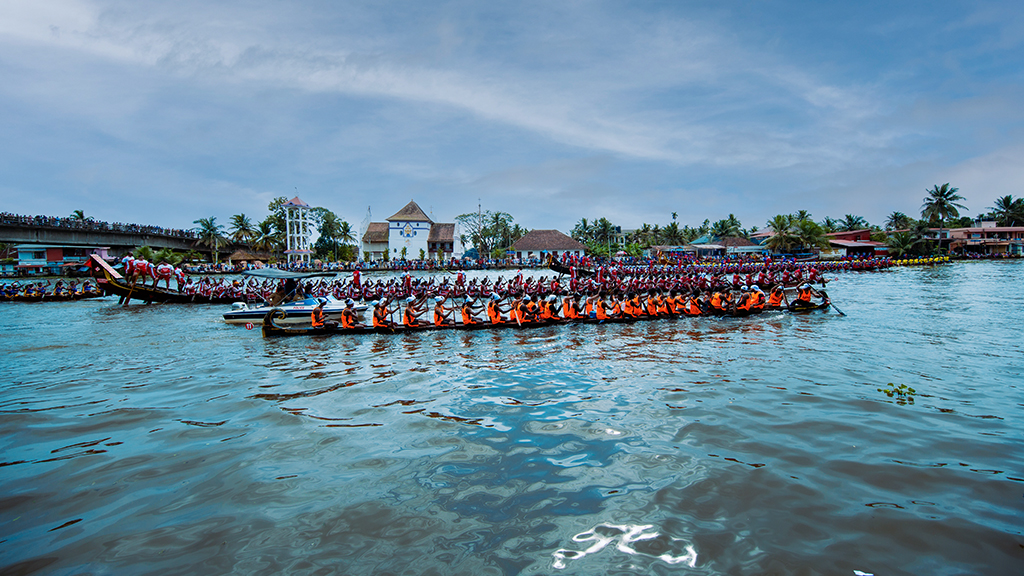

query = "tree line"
571;185;1024;258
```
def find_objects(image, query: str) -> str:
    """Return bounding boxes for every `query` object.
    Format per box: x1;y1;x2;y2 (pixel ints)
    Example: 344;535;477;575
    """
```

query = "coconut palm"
229;214;255;245
70;209;86;220
819;216;840;233
192;216;226;263
252;218;283;254
662;222;682;245
922;183;967;253
989;195;1024;227
885;211;912;231
886;231;921;258
793;210;812;222
793;218;830;251
840;214;868;231
764;214;796;253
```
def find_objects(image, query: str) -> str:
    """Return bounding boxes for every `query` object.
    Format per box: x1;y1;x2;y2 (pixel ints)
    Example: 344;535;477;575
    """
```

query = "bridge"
0;222;226;257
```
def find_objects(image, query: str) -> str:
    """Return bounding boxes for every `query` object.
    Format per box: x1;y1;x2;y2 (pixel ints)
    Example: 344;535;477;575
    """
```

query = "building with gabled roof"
509;229;586;260
360;200;458;261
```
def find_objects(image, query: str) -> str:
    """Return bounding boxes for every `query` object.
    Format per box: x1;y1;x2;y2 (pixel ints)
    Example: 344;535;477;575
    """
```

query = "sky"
2;0;1023;236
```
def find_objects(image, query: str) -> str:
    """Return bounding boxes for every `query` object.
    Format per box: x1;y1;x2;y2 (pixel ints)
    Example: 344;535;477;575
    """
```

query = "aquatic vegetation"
878;383;916;405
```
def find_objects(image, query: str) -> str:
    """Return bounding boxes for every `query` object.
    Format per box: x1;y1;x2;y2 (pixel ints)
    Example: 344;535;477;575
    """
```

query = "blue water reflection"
2;262;1023;574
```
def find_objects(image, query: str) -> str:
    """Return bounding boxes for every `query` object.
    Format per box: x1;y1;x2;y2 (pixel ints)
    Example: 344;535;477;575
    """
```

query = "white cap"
434;296;444;303
524;295;532;302
406;296;415;303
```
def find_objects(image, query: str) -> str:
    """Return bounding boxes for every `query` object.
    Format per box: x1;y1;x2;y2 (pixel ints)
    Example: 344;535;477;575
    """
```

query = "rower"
767;285;787;309
372;299;397;328
789;283;821;310
461;298;483;325
433;296;455;326
487;293;506;324
403;296;426;327
340;299;363;329
311;299;328;328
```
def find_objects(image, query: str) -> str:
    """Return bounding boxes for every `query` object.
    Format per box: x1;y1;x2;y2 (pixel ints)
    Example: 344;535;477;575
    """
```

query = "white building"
362;200;456;261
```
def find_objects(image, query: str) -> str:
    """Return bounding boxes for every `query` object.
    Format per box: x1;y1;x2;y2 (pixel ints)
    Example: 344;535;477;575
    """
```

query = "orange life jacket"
311;308;325;328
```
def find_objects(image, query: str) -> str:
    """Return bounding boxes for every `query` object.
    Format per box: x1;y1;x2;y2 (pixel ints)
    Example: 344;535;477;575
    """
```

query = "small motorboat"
223;296;367;325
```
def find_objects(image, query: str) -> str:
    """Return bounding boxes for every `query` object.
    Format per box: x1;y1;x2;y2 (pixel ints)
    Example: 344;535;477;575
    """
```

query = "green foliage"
363;251;370;261
490;248;506;259
192;216;226;263
229;214;255;244
988;195;1024;227
456;210;527;254
419;248;426;260
400;247;407;260
878;383;916;405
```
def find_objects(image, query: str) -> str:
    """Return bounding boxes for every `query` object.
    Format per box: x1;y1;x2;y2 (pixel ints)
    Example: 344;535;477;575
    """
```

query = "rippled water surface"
2;262;1023;575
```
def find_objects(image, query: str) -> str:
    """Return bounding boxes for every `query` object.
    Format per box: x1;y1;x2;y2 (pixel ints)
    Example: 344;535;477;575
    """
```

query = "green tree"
922;183;967;253
819;216;840;233
885;211;912;231
989;195;1024;227
793;219;830;251
764;214;796;253
229;214;255;245
192;216;226;263
886;231;921;258
70;209;86;221
252;219;283;254
840;214;868;231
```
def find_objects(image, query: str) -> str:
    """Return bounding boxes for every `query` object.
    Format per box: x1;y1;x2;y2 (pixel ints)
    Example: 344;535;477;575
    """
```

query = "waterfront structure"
360;200;456;261
949;225;1024;255
283;197;313;265
14;244;111;275
508;229;586;260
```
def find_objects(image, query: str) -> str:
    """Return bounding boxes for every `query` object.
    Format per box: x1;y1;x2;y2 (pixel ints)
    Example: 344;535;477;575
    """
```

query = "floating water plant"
878;383;916;405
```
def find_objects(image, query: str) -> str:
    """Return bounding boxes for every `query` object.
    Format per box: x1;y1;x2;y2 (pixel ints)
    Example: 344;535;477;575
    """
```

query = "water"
2;262;1022;575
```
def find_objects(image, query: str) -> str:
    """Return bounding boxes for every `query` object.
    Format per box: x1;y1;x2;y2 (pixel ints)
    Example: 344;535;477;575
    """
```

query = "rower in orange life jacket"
372;299;396;328
433;296;454;326
404;296;426;327
767;286;786;308
487;294;505;324
341;300;363;328
562;295;580;320
311;299;327;327
684;292;703;316
710;291;725;312
796;283;814;303
461;298;482;325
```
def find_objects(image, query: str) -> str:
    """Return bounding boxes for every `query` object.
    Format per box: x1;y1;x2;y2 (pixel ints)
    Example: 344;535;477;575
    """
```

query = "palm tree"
229;214;255;245
793;219;830;251
70;209;86;220
819;216;840;233
886;231;921;258
885;211;912;231
793;210;812;222
764;214;796;253
192;216;226;263
989;195;1024;227
671;211;678;221
252;219;282;254
572;218;592;243
922;183;967;253
662;222;682;245
840;214;868;231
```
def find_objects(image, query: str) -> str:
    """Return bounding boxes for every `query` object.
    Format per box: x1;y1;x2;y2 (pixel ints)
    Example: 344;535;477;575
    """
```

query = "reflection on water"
2;262;1024;574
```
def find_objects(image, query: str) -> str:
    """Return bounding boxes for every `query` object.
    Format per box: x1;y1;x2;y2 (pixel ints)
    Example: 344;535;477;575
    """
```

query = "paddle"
819;290;846;316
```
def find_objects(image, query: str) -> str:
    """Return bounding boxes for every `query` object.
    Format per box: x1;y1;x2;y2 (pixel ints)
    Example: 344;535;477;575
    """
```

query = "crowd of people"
1;212;196;239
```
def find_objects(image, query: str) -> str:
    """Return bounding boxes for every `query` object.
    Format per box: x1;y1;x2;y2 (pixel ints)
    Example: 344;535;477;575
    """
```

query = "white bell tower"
283;196;312;265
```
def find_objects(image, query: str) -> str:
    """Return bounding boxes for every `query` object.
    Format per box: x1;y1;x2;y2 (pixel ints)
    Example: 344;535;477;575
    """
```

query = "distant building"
15;244;110;275
360;200;457;260
508;230;587;260
949;226;1024;256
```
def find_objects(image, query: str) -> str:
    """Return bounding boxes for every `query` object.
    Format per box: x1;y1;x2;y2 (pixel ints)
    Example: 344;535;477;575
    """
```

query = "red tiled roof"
362;222;388;243
283;196;309;208
386;200;432;223
428;223;455;242
509;229;585;252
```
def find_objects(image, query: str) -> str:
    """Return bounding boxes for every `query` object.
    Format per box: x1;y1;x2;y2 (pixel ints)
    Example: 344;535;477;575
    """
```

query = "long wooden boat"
260;294;832;337
549;262;595;277
89;254;238;305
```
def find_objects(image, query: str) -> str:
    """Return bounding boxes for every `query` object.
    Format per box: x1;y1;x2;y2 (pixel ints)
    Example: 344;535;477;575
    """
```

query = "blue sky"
2;0;1022;235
